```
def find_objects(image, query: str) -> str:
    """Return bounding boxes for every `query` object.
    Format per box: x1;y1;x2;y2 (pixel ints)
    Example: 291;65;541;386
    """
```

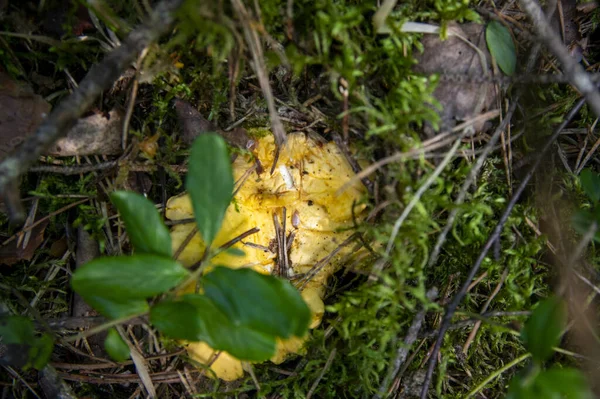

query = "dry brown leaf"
0;220;49;266
47;109;123;156
0;72;51;161
413;23;498;136
174;98;254;149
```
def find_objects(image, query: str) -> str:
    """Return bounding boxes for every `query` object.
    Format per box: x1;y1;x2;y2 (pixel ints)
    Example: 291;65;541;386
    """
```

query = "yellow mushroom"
166;131;367;380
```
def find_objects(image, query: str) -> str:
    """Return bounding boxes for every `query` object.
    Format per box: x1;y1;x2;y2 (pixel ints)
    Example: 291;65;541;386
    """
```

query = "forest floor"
1;0;600;398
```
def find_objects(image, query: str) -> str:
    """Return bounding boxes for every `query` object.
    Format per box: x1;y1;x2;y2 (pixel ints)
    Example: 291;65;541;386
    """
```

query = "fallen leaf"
0;220;49;266
0;73;51;161
174;99;254;149
47;109;123;156
413;23;499;136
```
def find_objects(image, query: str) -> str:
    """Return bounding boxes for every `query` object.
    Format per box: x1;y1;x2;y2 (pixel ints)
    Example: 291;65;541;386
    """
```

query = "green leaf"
185;294;276;361
110;191;172;257
203;267;311;339
0;315;34;344
0;316;54;370
579;169;600;203
29;334;54;370
81;295;149;320
507;367;592;399
151;295;275;361
151;268;310;361
186;134;233;246
105;328;130;362
535;367;593;399
572;209;600;242
521;296;566;363
150;299;206;342
486;20;516;76
72;254;189;300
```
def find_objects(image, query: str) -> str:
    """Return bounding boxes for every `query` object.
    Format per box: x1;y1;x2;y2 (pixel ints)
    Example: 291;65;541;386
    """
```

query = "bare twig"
230;0;286;148
29;160;120;174
2;198;90;246
462;268;509;354
116;326;156;398
375;288;438;399
419;96;587;399
0;0;184;223
306;348;337;399
519;0;600;118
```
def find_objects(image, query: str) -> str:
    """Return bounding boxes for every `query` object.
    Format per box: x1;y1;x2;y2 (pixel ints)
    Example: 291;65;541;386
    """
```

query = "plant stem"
465;353;531;398
63;312;147;343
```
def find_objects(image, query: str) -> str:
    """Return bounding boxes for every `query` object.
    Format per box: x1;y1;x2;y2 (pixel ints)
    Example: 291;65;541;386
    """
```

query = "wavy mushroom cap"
167;131;367;380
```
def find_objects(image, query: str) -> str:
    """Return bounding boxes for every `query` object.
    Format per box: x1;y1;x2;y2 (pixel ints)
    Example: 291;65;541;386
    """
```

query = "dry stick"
29;160;120;174
575;120;600;174
419;97;587;399
230;0;286;148
0;0;184;223
374;288;438;399
306;348;337;399
519;0;600;118
122;48;148;150
1;198;90;246
418;311;531;340
117;325;157;399
462;267;509;355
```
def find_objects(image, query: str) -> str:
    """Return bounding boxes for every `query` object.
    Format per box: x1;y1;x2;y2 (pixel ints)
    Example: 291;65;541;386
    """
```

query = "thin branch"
306;348;337;399
0;0;184;223
29;160;119;174
419;96;587;399
230;0;286;147
375;288;438;399
519;0;600;118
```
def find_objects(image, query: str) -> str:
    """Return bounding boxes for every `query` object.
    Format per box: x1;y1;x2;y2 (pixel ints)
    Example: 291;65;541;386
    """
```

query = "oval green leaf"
486;20;516;76
521;296;566;363
81;295;149;320
150;299;207;342
152;295;276;361
30;333;53;370
71;254;189;300
0;316;54;370
185;294;276;361
572;209;600;243
186;134;233;246
105;328;130;362
203;267;311;339
507;367;592;399
579;169;600;203
110;191;172;257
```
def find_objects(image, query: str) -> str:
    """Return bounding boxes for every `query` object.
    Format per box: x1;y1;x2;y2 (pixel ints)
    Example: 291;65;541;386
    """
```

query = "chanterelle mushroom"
166;130;367;380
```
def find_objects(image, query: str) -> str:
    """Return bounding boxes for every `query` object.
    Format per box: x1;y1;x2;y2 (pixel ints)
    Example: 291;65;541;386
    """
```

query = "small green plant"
573;168;600;241
0;134;311;367
506;296;592;398
486;20;516;76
